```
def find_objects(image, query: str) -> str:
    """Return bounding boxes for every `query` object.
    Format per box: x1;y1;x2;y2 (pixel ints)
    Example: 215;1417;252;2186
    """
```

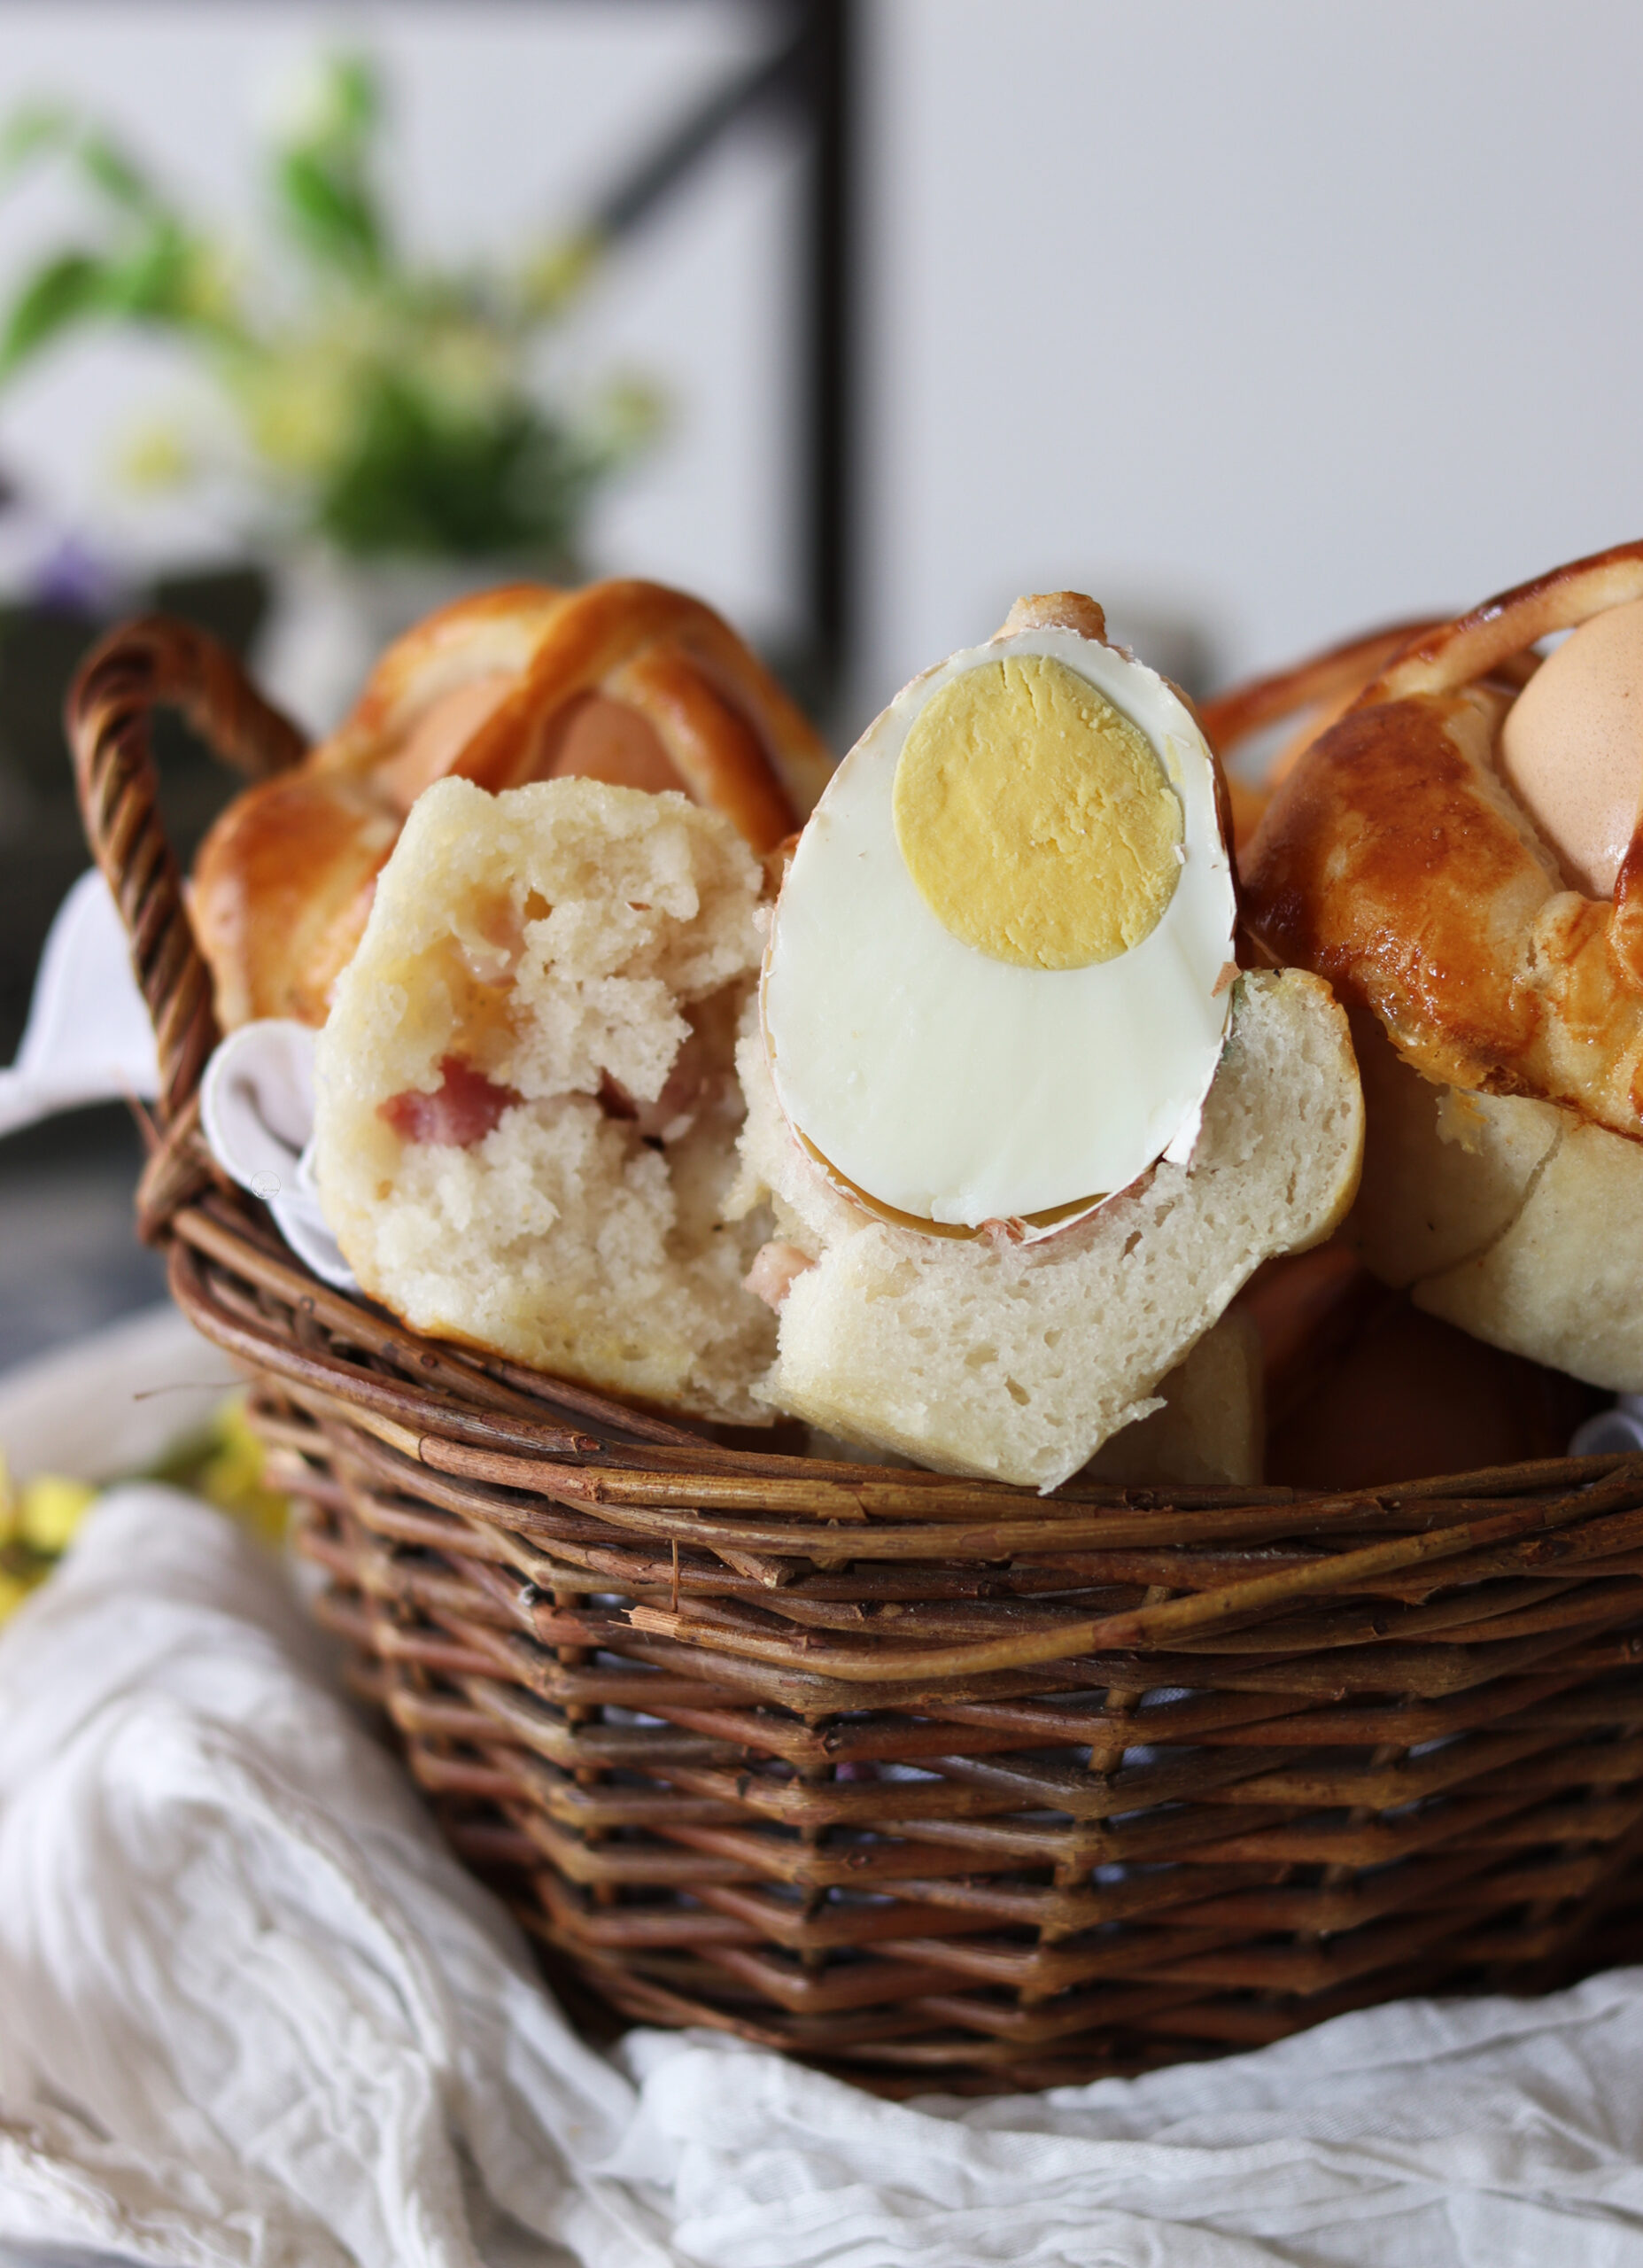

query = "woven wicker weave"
70;617;1643;2093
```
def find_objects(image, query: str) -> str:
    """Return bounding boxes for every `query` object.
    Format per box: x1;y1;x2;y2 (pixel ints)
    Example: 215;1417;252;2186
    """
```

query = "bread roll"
1081;1308;1265;1487
1244;540;1643;1385
1345;1011;1643;1389
194;579;833;1029
730;968;1363;1489
1200;618;1445;860
313;775;778;1423
1265;1283;1600;1492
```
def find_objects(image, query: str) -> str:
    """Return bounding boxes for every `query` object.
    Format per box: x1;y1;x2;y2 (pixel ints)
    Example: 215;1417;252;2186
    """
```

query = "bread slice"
729;968;1362;1488
802;1309;1266;1484
314;775;779;1421
1345;1009;1643;1389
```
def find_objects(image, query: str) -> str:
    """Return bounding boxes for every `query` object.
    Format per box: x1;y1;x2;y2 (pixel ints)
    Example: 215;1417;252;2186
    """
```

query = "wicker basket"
69;616;1643;2093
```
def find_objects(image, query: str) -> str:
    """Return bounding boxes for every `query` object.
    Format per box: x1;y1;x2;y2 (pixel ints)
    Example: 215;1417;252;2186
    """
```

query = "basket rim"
170;1189;1639;1516
160;1185;1643;1693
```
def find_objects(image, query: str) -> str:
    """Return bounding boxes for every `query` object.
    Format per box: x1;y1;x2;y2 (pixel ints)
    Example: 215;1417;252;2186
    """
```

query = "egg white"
762;625;1237;1230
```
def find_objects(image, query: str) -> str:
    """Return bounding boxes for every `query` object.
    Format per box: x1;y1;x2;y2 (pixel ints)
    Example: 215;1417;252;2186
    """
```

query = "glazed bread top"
1242;540;1643;1138
191;578;833;1029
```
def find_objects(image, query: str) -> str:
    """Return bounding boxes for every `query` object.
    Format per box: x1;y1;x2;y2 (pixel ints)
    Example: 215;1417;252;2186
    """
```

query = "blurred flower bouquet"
0;55;663;717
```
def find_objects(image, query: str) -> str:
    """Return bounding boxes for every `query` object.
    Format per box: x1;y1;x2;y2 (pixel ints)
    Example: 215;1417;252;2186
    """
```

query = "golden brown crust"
189;773;400;1029
997;592;1110;642
1243;540;1643;1139
192;578;834;1029
1200;619;1445;771
1201;619;1446;860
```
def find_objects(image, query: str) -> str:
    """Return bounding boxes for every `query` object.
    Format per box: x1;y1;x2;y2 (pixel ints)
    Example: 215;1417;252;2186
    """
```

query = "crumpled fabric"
5;1487;1643;2268
0;870;157;1140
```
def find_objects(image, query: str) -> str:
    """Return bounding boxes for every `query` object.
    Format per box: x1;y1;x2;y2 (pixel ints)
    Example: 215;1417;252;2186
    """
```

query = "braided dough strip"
1201;619;1446;859
1200;618;1446;768
1244;539;1643;1137
192;578;833;1029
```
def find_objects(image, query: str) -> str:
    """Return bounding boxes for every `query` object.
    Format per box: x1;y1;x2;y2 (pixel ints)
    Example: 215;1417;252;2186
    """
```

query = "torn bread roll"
194;578;833;1030
804;1309;1267;1487
1244;540;1643;1388
1342;1009;1643;1388
732;967;1360;1488
732;594;1364;1489
310;756;1283;1468
1199;617;1448;862
313;776;778;1422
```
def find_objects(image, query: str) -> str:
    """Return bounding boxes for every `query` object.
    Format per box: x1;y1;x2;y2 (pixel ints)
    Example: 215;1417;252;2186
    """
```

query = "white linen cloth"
0;871;158;1140
0;871;353;1287
0;1305;237;1483
11;882;1643;2264
5;1489;1643;2267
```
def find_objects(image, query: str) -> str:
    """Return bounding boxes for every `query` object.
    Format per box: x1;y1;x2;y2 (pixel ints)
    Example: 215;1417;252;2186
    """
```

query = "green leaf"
0;110;160;216
270;53;388;276
0;252;109;378
0;105;74;183
77;131;161;214
322;54;379;147
274;146;384;275
101;225;198;322
313;371;585;561
516;229;603;320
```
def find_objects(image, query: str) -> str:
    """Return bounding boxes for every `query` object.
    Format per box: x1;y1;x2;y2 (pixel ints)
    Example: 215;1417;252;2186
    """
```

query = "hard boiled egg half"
762;595;1238;1235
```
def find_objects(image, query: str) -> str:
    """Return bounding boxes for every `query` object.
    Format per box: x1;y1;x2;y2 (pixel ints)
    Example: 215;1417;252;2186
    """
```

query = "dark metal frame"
584;0;856;711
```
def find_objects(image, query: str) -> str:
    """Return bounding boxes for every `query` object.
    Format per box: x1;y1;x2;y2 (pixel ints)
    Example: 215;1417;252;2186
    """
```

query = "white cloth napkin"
0;872;352;1289
7;1489;1643;2268
0;871;158;1139
1573;1396;1643;1456
0;1304;237;1479
198;1022;354;1288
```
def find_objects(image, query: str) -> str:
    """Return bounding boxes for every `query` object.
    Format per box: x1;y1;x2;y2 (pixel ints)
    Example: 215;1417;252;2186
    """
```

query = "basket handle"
66;616;307;1216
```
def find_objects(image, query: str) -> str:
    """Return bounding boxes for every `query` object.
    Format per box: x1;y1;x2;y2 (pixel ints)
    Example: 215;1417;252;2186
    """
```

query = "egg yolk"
891;653;1182;969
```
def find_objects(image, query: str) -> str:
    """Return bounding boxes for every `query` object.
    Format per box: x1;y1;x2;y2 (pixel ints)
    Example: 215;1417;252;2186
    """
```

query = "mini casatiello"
732;594;1366;1489
314;775;779;1421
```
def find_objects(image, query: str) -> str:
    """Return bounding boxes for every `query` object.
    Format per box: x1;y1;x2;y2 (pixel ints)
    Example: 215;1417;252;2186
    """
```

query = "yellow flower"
233;345;361;476
118;416;192;491
419;321;512;418
177;240;240;328
518;229;601;318
19;1474;97;1555
197;1394;290;1549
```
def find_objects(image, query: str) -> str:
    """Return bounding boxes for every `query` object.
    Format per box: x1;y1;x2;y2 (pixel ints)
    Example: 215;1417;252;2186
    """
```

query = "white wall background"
0;1;1640;733
858;0;1643;717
